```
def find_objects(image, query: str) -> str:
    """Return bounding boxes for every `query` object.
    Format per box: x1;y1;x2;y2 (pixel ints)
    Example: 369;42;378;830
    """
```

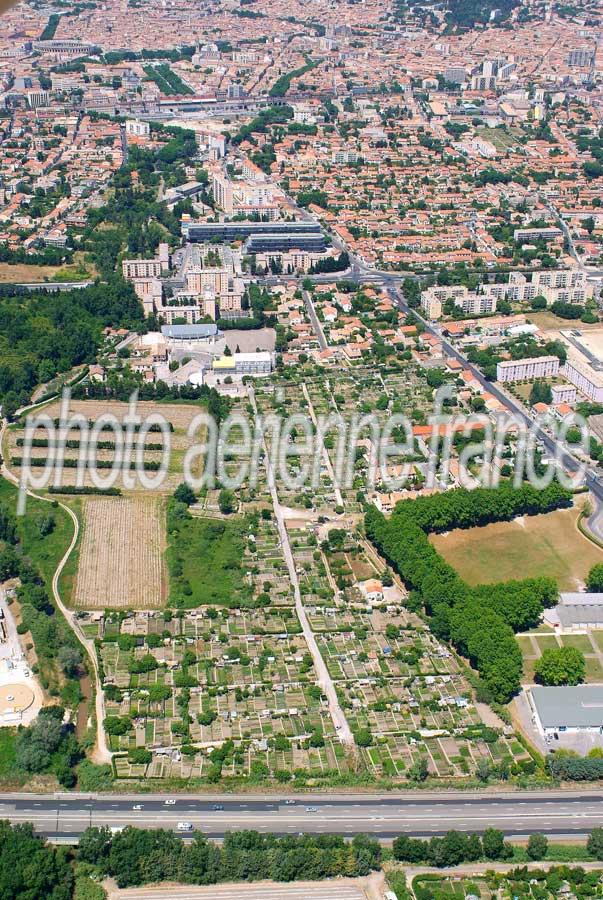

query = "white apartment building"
563;355;603;403
126;119;150;137
513;226;562;243
551;383;577;405
122;258;163;279
420;285;496;319
122;243;170;280
497;355;560;383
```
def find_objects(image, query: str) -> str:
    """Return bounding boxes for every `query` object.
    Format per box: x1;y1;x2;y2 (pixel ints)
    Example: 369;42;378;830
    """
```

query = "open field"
0;253;94;284
476;125;524;151
431;505;603;591
74;495;167;609
526;310;602;335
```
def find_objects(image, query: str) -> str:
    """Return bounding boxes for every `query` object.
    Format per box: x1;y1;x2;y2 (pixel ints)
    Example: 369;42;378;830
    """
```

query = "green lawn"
559;633;595;653
0;730;18;782
431;506;602;591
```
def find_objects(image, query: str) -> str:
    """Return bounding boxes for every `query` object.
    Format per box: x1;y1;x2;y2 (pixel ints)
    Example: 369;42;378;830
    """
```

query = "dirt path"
247;386;354;747
105;872;386;900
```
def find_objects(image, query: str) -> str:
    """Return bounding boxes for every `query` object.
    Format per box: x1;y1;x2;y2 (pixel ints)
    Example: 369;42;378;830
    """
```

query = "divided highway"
2;790;603;843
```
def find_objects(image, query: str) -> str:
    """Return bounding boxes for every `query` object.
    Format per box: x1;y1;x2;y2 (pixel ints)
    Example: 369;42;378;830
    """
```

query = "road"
109;884;369;900
382;277;603;508
302;289;328;350
2;790;603;842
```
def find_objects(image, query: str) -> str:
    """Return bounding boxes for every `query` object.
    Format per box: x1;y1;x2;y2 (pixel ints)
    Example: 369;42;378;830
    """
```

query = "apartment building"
551;383;577;405
497;355;560;383
567;48;595;67
123;258;163;279
513;226;563;244
122;243;170;280
486;270;592;305
420;285;496;320
185;267;230;295
125;119;150;137
212;170;276;217
563;355;603;403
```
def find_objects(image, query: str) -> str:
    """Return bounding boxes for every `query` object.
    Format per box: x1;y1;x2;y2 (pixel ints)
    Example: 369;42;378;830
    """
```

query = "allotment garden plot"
74;495;167;609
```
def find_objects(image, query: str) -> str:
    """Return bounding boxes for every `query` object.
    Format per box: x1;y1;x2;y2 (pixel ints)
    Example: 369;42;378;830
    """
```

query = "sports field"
431;504;602;591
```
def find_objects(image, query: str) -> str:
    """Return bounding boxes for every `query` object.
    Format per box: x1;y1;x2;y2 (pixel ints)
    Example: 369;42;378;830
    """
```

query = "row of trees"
78;827;382;888
365;483;572;701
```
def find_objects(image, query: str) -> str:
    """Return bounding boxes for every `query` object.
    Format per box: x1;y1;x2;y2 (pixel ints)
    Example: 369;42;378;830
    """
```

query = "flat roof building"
530;685;603;736
182;221;322;243
161;324;220;342
497;355;560;383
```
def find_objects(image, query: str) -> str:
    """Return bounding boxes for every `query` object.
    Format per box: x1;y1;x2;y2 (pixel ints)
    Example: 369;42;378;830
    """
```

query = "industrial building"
529;685;603;738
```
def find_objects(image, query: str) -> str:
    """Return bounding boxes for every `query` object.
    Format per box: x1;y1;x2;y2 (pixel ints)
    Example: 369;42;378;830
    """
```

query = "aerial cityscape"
0;0;602;896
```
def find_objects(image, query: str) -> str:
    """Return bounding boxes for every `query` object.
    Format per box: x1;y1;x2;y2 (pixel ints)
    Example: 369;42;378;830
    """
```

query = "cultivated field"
431;504;603;591
7;398;206;493
74;495;167;609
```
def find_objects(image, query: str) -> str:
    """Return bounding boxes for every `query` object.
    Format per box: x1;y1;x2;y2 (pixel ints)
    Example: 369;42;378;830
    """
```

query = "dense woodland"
0;281;143;418
365;482;572;702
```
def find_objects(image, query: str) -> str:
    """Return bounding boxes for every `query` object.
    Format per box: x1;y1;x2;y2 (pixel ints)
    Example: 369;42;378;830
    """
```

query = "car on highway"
212;804;224;810
305;806;318;812
164;799;176;805
284;799;296;805
177;822;193;831
132;804;142;810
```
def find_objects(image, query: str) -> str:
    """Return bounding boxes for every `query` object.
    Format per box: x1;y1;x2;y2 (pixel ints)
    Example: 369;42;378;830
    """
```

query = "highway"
2;790;603;842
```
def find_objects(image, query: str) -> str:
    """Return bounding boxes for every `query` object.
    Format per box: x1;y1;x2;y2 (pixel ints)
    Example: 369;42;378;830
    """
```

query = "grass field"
0;476;75;589
168;513;252;608
0;253;94;284
526;310;602;334
74;495;167;609
476;125;523;151
431;505;602;591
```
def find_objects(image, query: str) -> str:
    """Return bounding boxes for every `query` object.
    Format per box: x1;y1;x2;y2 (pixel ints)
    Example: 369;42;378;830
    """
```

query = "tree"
58;645;82;678
354;728;373;748
392;834;427;863
407;757;429;783
588;827;603;860
482;828;511;860
587;563;603;592
218;489;235;515
527;832;548;860
173;483;196;505
535;646;585;686
0;821;74;900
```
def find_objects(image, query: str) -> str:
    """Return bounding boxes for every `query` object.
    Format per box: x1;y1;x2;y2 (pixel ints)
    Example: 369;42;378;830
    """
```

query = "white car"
177;822;193;832
164;799;176;805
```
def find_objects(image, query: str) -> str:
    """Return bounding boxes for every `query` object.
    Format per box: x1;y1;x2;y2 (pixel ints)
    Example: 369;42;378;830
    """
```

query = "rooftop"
532;685;603;729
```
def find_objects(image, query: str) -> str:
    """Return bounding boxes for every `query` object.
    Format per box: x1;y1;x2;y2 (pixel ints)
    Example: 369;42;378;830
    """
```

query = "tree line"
365;482;572;702
78;826;382;888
